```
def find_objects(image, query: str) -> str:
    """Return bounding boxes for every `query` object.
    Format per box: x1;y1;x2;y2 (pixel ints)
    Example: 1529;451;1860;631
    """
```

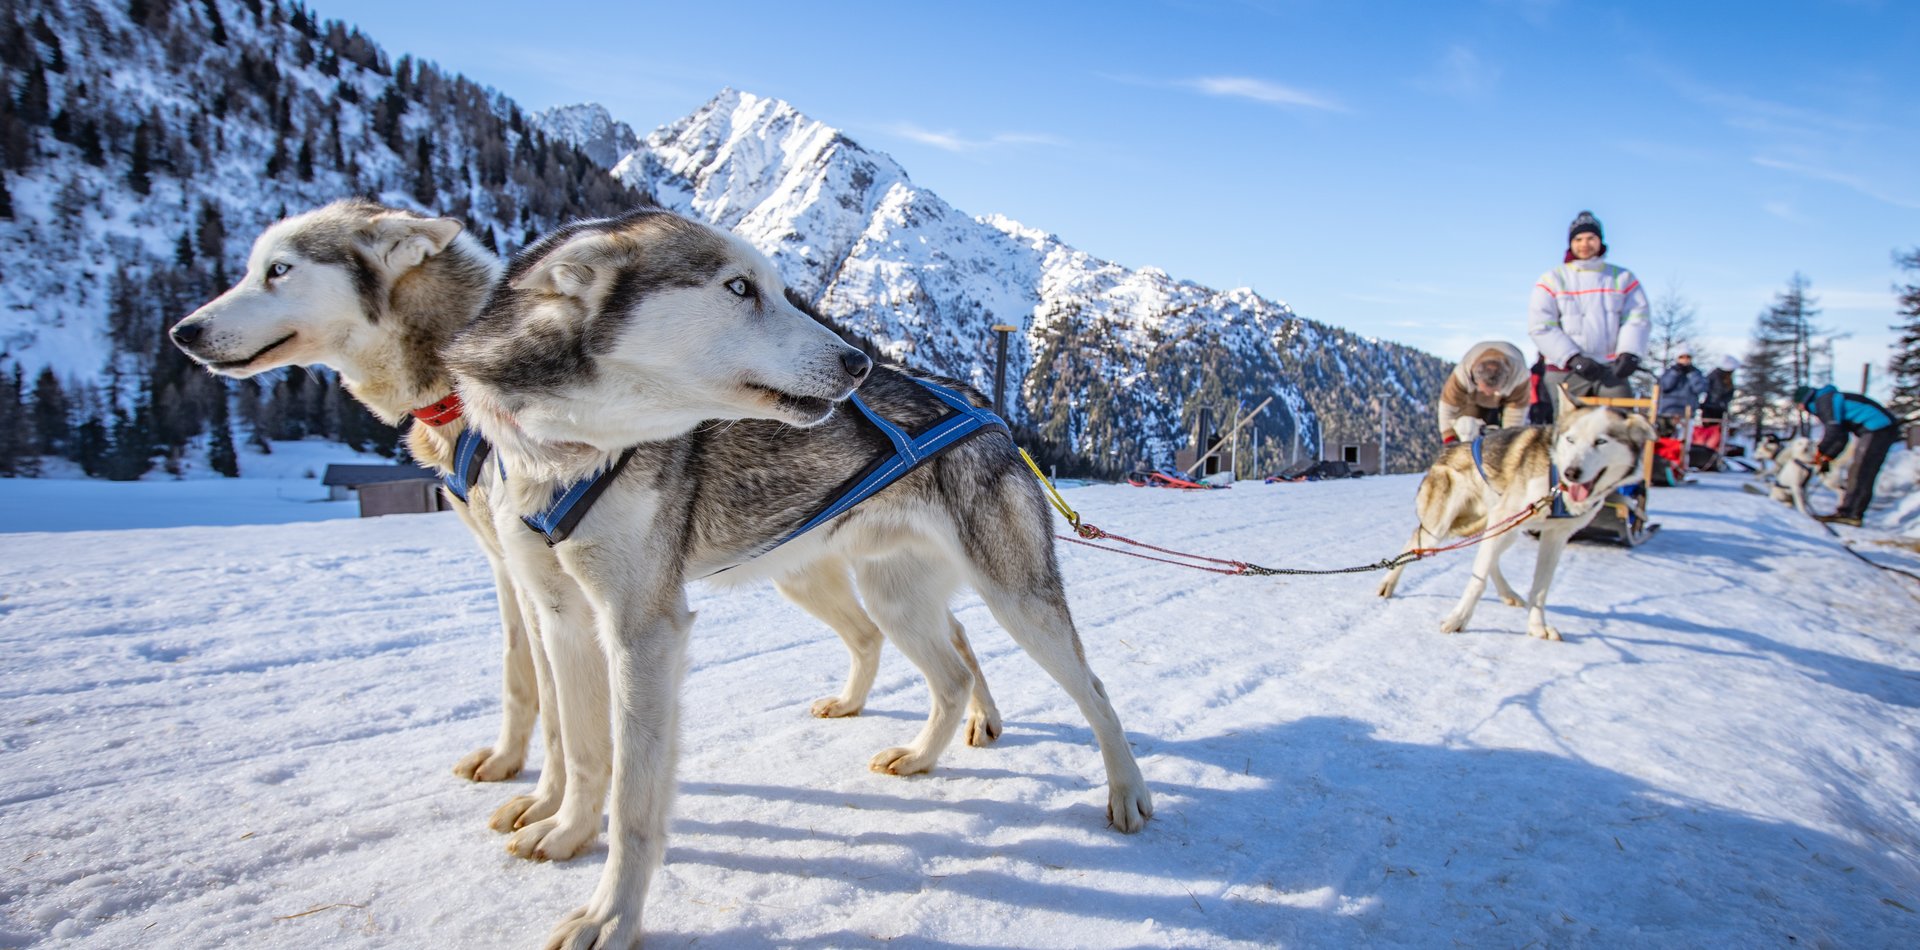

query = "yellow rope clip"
1019;448;1082;530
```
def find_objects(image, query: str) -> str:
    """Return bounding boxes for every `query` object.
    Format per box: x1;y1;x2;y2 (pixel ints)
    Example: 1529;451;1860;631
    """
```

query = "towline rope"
1019;448;1556;577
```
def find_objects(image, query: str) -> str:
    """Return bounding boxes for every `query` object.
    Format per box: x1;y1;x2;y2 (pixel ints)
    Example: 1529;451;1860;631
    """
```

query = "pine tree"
31;367;69;455
129;119;153;195
74;413;107;476
0;171;10;220
208;383;239;476
0;362;29;476
412;133;435;206
203;0;228;46
103;395;157;481
1737;306;1795;443
1889;248;1920;422
18;60;49;124
196;200;226;263
175;229;195;267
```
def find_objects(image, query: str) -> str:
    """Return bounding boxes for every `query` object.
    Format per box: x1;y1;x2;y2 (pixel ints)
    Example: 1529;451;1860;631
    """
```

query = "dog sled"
1571;390;1662;547
1127;469;1228;489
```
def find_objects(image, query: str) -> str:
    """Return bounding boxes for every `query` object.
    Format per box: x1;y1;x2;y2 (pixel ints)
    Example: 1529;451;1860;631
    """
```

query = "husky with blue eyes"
446;206;1153;950
1377;386;1655;640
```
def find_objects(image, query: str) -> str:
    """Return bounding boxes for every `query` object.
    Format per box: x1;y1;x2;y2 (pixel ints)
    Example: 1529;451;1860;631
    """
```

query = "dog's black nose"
170;321;205;348
1563;466;1584;483
841;350;872;383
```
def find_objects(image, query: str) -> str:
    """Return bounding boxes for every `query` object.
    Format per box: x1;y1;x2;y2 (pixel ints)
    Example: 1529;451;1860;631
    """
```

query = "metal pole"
1863;362;1872;393
1378;399;1387;475
989;324;1016;416
1182;396;1274;476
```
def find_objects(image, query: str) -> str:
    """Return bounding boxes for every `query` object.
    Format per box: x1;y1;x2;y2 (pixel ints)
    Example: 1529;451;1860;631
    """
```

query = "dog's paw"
1529;624;1563;641
542;904;636;950
869;746;937;775
1438;612;1469;634
508;816;597;862
453;746;523;783
1375;579;1395;599
964;708;1003;747
810;695;862;718
1108;783;1154;834
489;793;560;834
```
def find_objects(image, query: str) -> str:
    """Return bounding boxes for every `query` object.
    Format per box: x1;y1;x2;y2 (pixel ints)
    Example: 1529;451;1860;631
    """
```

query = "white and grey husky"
1377;388;1655;640
444;207;1152;948
169;200;1005;865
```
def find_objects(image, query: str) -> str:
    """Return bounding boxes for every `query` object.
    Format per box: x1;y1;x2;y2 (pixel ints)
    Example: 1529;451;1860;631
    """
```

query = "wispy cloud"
1178;76;1347;112
1761;200;1806;223
885;123;1066;153
1752;156;1920;211
1417;45;1499;99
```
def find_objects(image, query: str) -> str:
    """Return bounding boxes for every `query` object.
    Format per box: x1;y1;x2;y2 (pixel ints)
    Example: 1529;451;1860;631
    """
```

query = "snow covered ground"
3;461;1918;948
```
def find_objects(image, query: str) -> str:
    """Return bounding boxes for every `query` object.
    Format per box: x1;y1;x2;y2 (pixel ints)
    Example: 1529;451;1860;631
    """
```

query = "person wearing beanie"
1795;383;1898;527
1702;356;1738;423
1436;340;1529;442
1527;210;1652;413
1656;344;1708;422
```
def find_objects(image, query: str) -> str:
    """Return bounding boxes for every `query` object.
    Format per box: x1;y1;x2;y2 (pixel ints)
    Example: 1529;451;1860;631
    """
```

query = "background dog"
1377;387;1655;640
446;207;1152;949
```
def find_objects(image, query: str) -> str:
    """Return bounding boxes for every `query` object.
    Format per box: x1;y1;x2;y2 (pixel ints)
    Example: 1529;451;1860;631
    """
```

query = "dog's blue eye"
1593;438;1608;446
726;277;752;298
268;262;292;280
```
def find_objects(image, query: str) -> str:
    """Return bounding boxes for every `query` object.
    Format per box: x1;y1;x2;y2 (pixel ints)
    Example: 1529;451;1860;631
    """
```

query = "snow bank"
2;472;1916;947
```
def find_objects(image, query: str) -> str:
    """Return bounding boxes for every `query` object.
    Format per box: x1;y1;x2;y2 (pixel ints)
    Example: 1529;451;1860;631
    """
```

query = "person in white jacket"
1528;210;1651;407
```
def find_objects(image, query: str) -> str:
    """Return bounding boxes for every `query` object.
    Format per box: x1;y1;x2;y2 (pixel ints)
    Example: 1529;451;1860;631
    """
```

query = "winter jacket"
1702;368;1735;418
1802;385;1896;459
1656;363;1708;417
1437;341;1529;438
1527;257;1651;367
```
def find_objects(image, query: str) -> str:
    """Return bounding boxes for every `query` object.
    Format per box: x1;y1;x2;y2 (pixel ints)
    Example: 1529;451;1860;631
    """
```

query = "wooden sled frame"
1573;384;1661;547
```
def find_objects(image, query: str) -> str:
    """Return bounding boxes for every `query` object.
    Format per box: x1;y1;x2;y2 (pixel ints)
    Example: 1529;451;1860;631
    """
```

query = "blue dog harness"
445;376;1009;549
1471;433;1573;519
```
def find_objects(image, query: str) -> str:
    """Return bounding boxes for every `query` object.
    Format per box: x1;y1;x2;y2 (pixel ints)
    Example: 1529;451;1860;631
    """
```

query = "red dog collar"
411;393;464;427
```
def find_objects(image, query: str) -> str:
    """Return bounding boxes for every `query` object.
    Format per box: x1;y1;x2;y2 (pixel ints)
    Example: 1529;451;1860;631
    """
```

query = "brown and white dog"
1378;387;1655;640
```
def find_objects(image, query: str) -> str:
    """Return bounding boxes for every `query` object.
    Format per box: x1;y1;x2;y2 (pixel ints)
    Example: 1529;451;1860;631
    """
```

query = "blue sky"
310;0;1919;397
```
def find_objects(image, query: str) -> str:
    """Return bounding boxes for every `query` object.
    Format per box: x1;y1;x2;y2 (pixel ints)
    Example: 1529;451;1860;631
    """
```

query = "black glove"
1612;353;1642;379
1567;354;1607;381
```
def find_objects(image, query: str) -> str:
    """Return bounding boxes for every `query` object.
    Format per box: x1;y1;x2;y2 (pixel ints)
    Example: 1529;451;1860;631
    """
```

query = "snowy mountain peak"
609;88;1447;472
531;103;638;169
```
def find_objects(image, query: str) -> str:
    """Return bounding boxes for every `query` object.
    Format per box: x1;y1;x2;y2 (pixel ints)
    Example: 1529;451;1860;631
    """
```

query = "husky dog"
1376;387;1655;640
169;201;1004;864
1768;435;1853;513
445;207;1152;948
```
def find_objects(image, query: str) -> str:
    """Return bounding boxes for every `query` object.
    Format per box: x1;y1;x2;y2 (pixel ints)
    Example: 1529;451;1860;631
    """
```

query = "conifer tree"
412;133;435;206
0;363;29;476
1890;248;1920;422
129;119;153;194
208;383;239;477
203;0;228;46
0;171;11;219
31;368;69;455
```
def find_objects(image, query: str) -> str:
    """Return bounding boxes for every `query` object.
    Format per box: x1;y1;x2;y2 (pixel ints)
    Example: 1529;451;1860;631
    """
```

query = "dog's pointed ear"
1625;412;1656;448
356;214;464;277
1552;383;1585;422
509;232;634;302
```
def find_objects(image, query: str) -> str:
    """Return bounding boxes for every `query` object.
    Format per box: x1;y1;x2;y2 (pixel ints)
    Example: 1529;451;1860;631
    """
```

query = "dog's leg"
1488;557;1526;608
854;553;972;775
954;470;1150;831
1438;522;1517;633
775;560;884;719
456;555;537;782
489;577;571;835
505;570;613;863
1375;524;1426;599
951;615;1003;747
542;567;692;950
1526;530;1571;640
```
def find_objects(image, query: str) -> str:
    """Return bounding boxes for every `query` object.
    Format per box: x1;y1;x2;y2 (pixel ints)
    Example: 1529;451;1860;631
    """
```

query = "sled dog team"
174;200;1646;946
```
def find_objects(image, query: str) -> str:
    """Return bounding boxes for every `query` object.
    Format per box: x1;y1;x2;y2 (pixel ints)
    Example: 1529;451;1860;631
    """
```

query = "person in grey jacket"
1656;344;1709;421
1528;210;1651;408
